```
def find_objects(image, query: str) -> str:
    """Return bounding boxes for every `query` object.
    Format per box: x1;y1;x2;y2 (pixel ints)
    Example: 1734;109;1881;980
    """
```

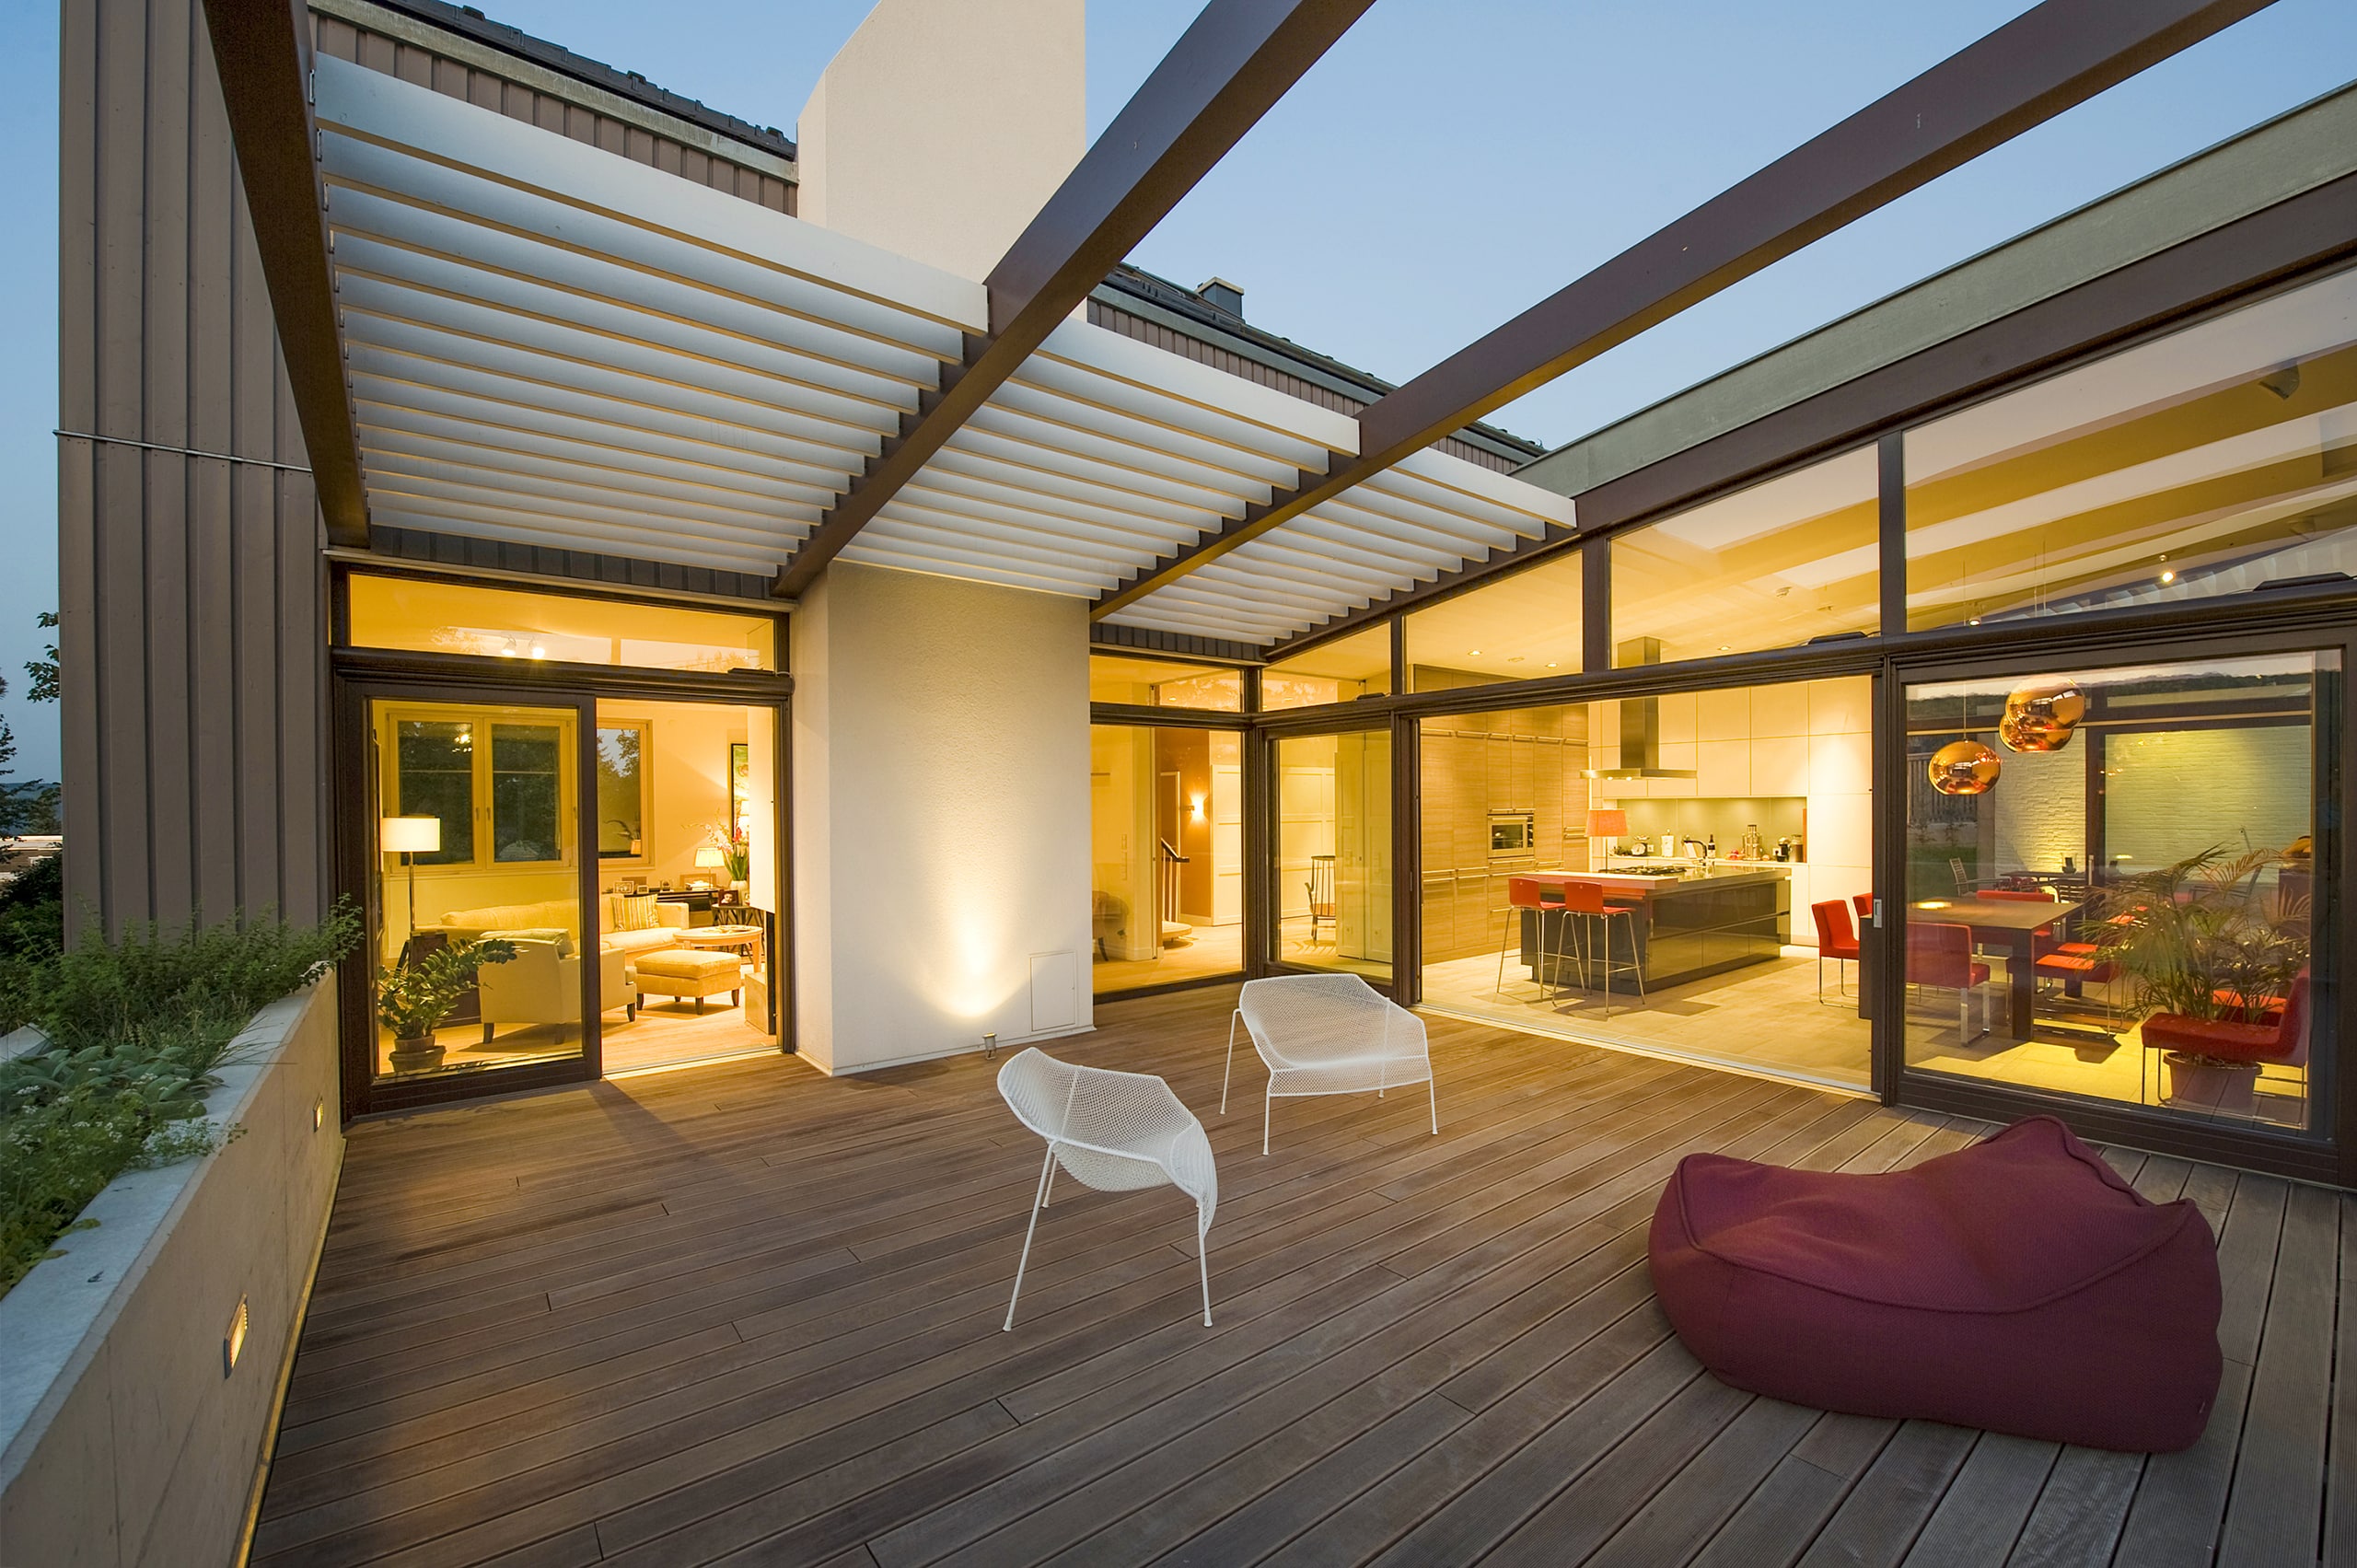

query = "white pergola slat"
315;55;1577;634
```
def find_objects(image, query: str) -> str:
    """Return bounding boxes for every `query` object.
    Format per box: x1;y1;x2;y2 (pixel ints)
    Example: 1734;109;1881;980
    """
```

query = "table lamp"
381;816;440;942
694;844;727;889
1587;808;1629;859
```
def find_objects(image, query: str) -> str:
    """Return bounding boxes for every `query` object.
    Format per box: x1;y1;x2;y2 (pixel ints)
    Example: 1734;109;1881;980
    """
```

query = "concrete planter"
0;979;343;1568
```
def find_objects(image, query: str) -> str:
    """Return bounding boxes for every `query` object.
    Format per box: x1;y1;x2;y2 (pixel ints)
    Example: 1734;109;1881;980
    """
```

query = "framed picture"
730;741;751;842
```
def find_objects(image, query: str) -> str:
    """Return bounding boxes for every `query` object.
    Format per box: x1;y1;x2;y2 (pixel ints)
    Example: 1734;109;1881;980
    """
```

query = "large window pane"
1905;264;2357;630
1902;650;2332;1135
1263;624;1391;711
371;700;583;1085
1272;730;1392;980
1089;724;1245;993
348;575;777;672
1087;654;1243;711
394;720;475;865
1404;550;1582;692
491;725;564;863
1612;447;1879;665
1414;677;1871;1091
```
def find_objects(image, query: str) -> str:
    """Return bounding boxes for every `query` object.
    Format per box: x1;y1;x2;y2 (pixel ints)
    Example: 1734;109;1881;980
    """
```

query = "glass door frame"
331;653;796;1119
1253;705;1403;988
1875;620;2356;1187
1088;693;1260;1004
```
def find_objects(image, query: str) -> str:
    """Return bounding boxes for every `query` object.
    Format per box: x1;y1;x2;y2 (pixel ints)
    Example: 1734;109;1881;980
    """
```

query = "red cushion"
1650;1117;2221;1451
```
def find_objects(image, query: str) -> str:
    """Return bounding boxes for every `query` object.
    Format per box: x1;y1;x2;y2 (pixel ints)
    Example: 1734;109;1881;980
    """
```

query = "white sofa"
438;898;691;1039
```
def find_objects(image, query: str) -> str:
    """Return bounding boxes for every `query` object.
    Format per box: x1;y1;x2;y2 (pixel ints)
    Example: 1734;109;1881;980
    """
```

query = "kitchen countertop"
1523;865;1789;896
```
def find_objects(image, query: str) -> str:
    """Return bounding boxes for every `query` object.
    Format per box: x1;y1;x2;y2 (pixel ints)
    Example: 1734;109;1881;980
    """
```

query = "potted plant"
704;824;751;900
2090;845;2308;1111
377;937;518;1072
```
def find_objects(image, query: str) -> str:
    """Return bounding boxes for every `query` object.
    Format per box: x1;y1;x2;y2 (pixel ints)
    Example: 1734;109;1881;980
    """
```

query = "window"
1087;654;1244;711
394;721;475;865
1403;550;1582;691
1262;624;1392;711
386;708;575;870
348;575;778;672
1905;263;2357;630
1901;650;2333;1134
597;725;646;859
1612;447;1879;664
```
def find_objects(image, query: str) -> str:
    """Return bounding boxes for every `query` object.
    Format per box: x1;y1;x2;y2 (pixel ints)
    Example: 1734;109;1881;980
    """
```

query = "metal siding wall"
59;0;331;939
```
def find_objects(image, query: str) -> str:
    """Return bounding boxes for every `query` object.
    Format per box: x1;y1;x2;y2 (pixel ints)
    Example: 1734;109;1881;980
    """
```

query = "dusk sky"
3;0;2352;781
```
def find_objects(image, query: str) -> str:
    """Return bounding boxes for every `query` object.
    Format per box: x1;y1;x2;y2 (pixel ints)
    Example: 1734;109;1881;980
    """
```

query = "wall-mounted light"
312;1098;324;1132
224;1295;250;1376
1189;793;1206;823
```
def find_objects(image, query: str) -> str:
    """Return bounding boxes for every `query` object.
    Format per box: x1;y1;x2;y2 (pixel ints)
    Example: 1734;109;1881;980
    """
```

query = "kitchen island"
1515;866;1791;994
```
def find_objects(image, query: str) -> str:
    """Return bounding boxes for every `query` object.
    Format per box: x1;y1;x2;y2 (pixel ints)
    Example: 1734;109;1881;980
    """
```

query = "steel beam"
201;0;370;548
1092;0;2278;621
772;0;1373;599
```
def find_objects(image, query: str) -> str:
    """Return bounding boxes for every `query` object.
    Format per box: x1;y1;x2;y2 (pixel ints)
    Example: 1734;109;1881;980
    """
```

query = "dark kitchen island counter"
1515;867;1791;993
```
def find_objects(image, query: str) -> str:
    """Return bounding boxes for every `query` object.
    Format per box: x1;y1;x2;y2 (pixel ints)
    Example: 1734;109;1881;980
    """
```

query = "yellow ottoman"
629;948;744;1012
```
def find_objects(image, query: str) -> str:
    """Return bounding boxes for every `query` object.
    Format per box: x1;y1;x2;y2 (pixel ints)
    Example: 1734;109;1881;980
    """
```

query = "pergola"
202;0;2272;652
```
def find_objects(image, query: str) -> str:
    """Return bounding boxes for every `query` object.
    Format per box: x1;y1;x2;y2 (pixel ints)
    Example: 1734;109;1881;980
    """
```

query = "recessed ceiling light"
2159;570;2176;585
1717;645;1731;653
1469;649;1481;656
1545;662;1558;668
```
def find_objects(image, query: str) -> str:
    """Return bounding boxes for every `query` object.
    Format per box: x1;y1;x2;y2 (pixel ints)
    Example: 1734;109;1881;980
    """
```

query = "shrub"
0;901;358;1294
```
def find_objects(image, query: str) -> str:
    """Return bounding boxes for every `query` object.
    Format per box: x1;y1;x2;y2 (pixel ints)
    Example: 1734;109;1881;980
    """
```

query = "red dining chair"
1558;881;1644;1018
1907;922;1992;1040
1851;892;1873;923
1811;900;1860;1003
2141;970;2311;1113
1494;876;1567;1002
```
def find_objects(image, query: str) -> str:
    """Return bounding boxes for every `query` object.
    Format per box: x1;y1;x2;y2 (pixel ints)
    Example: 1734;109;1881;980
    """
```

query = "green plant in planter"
2090;844;2309;1061
377;937;517;1069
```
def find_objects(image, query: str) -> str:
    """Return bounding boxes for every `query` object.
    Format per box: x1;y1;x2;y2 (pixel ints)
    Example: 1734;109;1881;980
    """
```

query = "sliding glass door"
367;694;594;1088
1090;723;1247;996
1269;726;1394;981
1896;645;2337;1139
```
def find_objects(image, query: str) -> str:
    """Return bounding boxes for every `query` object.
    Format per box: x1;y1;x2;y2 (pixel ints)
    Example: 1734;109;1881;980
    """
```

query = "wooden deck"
252;985;2355;1568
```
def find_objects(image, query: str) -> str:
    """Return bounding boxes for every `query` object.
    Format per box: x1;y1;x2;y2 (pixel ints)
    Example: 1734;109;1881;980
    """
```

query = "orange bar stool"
1559;880;1645;1018
1494;876;1567;1002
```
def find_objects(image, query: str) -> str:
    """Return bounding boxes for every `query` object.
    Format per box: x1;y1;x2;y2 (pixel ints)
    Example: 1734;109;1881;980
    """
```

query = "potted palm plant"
377;937;518;1072
2091;845;2309;1111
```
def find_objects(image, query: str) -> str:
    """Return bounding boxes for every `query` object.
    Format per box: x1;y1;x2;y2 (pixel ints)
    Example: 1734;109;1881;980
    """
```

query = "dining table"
1909;896;2085;1039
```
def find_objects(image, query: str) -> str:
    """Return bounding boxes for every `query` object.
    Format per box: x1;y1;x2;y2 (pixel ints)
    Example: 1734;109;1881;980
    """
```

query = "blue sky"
1;1;2352;781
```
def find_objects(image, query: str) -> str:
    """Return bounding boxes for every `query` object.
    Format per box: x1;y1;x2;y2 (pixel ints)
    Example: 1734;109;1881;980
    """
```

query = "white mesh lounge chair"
995;1047;1219;1330
1223;974;1436;1155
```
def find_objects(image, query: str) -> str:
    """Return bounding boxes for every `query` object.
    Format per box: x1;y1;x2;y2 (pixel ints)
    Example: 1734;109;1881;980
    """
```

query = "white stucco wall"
795;0;1085;282
793;563;1091;1073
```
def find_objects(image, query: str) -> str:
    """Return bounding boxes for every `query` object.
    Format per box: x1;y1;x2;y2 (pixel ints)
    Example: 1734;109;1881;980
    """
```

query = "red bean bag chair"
1649;1117;2221;1451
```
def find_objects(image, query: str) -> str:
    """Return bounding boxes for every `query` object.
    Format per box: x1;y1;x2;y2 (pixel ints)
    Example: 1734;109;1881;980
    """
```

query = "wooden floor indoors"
252;985;2355;1567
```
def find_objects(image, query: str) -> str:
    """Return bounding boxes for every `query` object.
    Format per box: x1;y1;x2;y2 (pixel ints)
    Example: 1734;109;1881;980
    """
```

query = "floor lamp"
381;817;441;958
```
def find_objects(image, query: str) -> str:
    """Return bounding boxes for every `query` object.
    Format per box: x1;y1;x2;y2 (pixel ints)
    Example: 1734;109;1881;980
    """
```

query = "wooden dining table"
1910;897;2084;1039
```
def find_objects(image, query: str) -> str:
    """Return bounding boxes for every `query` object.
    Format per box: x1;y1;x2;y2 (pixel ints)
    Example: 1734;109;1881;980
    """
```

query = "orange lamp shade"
1586;809;1630;837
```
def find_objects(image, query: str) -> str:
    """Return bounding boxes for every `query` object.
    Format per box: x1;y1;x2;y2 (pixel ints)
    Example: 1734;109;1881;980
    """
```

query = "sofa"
438;897;692;1038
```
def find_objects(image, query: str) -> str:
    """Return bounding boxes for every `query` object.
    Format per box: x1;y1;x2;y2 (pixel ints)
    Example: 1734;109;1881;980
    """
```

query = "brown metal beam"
772;0;1375;600
1092;0;2278;621
200;0;370;549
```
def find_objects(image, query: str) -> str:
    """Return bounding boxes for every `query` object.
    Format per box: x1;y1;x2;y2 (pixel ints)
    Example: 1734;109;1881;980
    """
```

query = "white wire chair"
994;1047;1219;1330
1223;974;1436;1155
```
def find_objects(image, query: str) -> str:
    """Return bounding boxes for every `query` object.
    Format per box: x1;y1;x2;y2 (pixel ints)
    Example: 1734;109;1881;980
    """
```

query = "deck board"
253;984;2352;1568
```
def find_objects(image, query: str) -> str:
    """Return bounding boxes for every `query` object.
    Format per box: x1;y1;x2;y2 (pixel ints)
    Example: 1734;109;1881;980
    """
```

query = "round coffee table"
677;924;763;957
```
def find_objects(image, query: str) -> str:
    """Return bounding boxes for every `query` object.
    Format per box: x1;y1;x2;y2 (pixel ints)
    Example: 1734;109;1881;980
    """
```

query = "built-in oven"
1488;809;1536;857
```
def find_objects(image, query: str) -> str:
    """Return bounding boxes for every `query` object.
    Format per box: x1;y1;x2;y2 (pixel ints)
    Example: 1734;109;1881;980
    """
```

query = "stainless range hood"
1584;637;1698;780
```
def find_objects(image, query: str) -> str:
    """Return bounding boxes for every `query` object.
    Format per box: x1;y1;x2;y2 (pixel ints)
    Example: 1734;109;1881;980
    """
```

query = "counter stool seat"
630;948;744;1012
